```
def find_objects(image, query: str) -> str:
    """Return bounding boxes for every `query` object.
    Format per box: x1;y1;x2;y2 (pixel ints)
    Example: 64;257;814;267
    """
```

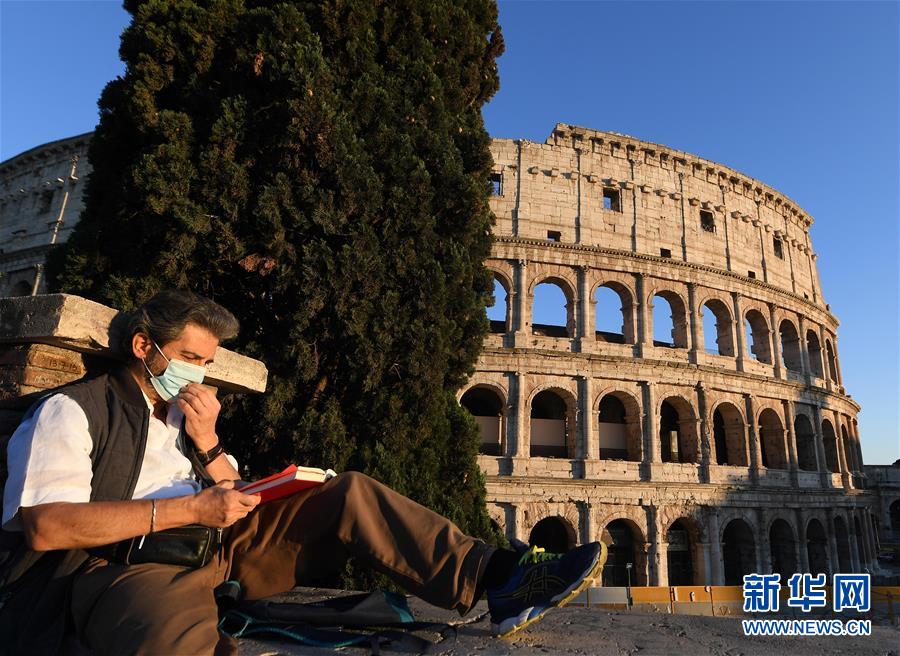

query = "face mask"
141;340;206;402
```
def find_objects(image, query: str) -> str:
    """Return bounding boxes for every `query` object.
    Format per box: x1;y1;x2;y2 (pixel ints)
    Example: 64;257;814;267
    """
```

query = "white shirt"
2;391;238;531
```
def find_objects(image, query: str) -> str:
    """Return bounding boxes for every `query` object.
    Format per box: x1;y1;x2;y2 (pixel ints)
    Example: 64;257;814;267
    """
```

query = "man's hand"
190;480;260;528
177;382;221;451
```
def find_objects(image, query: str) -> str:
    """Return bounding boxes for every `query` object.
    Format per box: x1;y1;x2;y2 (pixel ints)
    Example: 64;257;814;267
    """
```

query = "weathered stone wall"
467;124;880;585
0;133;92;296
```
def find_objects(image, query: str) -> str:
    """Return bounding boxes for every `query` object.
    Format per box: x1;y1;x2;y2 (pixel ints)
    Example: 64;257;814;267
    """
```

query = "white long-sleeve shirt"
2;391;238;531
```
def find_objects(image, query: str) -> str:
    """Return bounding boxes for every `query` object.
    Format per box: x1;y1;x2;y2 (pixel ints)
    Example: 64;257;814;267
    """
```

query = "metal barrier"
571;585;900;623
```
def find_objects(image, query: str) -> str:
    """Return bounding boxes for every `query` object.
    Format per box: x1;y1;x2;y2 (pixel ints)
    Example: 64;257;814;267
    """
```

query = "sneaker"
486;541;607;638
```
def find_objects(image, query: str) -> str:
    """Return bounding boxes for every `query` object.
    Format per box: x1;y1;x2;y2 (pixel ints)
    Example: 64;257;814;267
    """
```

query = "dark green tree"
47;0;505;553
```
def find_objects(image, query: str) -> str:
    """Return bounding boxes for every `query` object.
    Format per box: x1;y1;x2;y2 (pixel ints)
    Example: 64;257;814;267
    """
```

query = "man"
1;289;605;654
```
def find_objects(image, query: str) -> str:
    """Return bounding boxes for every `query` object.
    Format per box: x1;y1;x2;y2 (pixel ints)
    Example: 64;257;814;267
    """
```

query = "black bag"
90;525;221;568
215;584;456;654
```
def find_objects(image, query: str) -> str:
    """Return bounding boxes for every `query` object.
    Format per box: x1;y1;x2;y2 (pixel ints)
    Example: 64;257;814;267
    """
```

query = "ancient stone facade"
0;133;92;296
461;124;881;586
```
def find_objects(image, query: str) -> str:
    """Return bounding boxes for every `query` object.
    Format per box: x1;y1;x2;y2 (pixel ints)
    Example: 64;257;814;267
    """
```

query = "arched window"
659;397;699;464
769;519;797;580
779;320;803;373
822;419;839;473
834;517;852;572
745;310;772;363
758;409;787;469
532;281;571;338
840;425;856;472
486;276;509;334
598;392;642;461
701;299;735;357
666;520;696;585
595;283;634;344
794;415;817;471
806;519;829;576
712;403;748;467
722;519;757;585
529;516;577;554
460;386;504;456
806;330;824;378
825;340;838;383
652;291;688;348
530;390;571;458
602;519;645;587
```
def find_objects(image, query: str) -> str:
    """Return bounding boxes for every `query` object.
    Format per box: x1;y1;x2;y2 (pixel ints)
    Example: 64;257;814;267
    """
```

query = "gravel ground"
236;589;900;656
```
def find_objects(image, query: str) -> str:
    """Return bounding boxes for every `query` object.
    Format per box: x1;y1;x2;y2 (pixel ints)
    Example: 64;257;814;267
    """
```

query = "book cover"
241;465;337;504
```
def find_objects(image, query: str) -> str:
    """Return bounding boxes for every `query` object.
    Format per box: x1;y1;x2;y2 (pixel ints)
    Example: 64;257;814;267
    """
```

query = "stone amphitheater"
461;123;880;587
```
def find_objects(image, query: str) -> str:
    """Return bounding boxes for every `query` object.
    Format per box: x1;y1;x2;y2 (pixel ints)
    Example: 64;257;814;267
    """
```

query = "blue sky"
1;1;897;465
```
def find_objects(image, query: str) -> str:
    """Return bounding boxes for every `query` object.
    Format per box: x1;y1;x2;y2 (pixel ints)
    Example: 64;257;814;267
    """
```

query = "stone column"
580;375;598;460
698;541;713;585
646;505;663;585
795;508;809;574
575;265;590;352
782;399;800;487
732;292;746;372
744;393;761;482
513;259;529;346
697;383;712;483
510;370;529;459
635;272;650;358
769;303;783;379
641;381;660;480
825;509;841;576
687;282;700;364
833;409;851;490
811;404;831;488
707;509;725;585
579;501;594;545
756;508;772;575
847;512;862;572
513;505;527;544
797;315;811;382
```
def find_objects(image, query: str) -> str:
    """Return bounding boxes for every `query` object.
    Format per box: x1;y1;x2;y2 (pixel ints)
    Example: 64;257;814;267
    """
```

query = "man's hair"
121;289;239;356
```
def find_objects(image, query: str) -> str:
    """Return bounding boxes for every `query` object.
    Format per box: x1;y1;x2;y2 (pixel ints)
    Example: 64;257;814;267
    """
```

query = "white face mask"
141;341;206;402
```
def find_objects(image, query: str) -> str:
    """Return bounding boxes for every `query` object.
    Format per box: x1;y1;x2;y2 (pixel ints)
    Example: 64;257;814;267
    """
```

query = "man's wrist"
194;441;226;466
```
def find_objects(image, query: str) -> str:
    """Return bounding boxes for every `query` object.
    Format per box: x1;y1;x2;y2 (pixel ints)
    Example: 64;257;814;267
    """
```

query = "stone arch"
665;517;701;585
699;296;735;357
486;268;512;334
822;419;839;473
779;319;803;373
839;424;857;472
9;279;32;297
593;280;636;344
596;388;642;461
712;401;748;467
757;407;788;469
806;518;829;576
650;288;689;349
529;386;577;458
794;414;818;471
659;396;700;464
890;500;900;540
460;383;507;456
834;516;852;572
744;308;772;363
769;518;798;579
806;329;824;378
601;518;647;587
531;276;575;338
529;516;578;554
722;518;757;585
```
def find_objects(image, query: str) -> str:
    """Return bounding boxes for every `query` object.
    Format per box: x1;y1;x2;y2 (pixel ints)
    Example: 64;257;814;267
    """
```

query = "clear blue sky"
2;1;897;465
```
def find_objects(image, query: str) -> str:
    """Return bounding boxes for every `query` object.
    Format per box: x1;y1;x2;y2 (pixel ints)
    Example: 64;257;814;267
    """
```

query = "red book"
240;465;337;504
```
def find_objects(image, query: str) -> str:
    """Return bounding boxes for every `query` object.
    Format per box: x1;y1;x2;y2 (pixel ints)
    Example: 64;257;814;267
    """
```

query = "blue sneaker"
487;541;607;637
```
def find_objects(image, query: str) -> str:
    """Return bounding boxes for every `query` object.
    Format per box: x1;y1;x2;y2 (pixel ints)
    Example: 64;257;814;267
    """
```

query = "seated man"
1;289;605;655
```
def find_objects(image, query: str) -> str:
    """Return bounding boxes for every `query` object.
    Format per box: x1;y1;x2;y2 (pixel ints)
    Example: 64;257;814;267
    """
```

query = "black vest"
0;364;153;655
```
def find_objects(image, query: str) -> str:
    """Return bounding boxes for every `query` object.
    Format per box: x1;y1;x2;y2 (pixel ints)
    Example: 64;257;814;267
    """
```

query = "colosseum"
460;123;880;586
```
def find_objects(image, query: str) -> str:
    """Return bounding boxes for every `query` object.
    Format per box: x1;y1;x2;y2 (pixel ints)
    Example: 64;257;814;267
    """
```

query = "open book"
241;465;337;504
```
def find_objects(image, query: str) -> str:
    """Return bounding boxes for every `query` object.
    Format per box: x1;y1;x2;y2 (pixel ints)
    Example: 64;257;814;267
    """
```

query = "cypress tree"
47;0;505;559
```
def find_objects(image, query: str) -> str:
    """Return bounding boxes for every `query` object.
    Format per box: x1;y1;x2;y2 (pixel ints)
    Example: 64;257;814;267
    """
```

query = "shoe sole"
493;540;608;639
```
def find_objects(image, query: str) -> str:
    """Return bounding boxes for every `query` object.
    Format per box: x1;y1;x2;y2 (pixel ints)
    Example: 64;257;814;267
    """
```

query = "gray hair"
121;289;239;356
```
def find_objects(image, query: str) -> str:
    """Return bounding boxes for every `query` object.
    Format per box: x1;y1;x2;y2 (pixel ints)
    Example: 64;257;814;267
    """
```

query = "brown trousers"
69;472;494;655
